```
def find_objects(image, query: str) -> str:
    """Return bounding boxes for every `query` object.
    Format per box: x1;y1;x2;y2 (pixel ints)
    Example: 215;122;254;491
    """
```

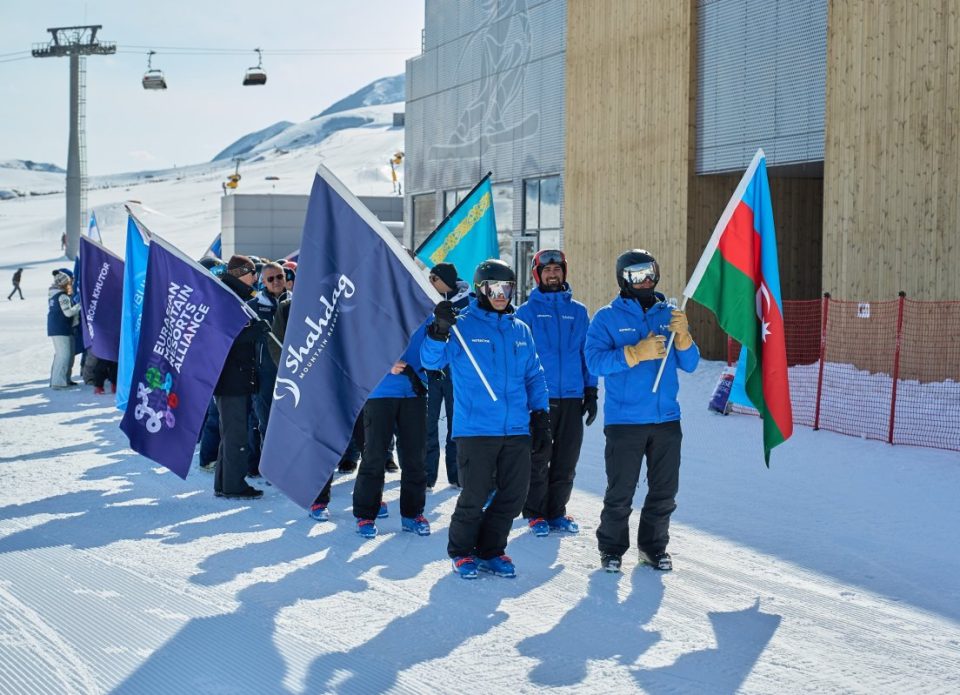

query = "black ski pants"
353;396;427;521
524;398;583;521
448;435;532;560
92;358;118;389
596;421;682;558
215;394;255;495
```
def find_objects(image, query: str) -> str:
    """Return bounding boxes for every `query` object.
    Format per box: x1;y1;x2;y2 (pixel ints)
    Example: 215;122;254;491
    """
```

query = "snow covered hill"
0;108;958;693
314;73;405;118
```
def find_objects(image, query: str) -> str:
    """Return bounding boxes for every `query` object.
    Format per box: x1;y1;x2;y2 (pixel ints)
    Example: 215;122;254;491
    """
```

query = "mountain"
211;121;295;162
0;159;66;174
313;74;405;118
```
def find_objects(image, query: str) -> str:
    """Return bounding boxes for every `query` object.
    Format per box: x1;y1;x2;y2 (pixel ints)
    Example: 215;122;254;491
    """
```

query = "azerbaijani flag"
684;149;792;463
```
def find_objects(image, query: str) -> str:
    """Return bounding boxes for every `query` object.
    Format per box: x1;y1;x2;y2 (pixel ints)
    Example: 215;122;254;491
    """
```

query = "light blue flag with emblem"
116;215;151;412
415;173;498;278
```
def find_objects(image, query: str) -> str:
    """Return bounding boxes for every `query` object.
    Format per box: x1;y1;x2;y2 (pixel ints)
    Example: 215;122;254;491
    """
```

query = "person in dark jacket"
515;249;598;537
214;255;269;500
47;270;80;388
584;249;699;573
8;268;24;300
424;262;471;489
421;259;552;580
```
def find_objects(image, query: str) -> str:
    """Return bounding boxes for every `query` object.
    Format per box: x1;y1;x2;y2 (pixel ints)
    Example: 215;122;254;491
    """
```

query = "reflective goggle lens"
480;280;515;301
534;249;565;267
621;261;658;285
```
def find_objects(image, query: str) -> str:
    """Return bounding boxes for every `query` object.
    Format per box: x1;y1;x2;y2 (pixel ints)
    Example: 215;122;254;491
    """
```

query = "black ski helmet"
473;258;516;290
615;249;660;290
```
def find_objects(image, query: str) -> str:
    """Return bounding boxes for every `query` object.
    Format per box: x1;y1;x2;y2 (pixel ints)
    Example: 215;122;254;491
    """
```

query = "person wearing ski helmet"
515;249;598;537
584;249;699;573
421;259;551;579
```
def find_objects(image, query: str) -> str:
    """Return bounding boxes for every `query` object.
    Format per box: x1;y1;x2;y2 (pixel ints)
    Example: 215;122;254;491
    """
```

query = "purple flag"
260;164;438;508
120;234;250;478
79;236;124;361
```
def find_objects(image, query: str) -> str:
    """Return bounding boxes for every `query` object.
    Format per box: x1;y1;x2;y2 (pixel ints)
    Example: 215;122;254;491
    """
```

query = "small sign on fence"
857;302;871;319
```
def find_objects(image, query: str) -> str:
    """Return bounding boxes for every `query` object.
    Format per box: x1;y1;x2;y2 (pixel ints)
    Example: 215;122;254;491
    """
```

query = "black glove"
530;410;552;459
254;318;272;335
428;300;456;340
582;386;598;426
402;365;428;397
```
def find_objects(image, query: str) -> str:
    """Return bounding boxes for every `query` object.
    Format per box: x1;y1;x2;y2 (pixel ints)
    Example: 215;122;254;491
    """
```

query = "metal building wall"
405;0;567;273
696;0;827;173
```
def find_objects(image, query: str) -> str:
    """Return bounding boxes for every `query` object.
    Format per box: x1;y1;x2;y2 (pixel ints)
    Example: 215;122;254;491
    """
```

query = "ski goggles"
621;261;659;285
533;249;566;267
478;280;516;302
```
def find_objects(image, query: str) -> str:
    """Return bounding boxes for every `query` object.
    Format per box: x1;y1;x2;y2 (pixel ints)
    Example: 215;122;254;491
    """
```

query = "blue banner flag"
116;216;150;412
120;233;250;478
260;164;439;508
415;173;498;277
88;211;103;244
202;233;222;259
79;236;124;361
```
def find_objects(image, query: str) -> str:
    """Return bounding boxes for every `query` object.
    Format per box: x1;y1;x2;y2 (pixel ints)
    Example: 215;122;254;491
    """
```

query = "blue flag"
202;233;222;259
120;234;250;478
79;236;124;361
88;211;103;244
260;165;438;508
415;174;498;277
116;216;150;412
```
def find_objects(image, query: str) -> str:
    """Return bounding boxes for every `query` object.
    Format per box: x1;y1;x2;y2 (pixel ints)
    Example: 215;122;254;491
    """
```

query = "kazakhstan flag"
415;174;498;276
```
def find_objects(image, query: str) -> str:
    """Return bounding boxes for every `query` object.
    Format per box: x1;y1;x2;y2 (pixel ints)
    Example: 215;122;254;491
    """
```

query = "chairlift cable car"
243;48;267;86
142;50;167;90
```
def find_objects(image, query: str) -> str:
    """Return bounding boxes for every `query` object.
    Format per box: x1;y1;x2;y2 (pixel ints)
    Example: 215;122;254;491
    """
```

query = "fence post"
888;291;907;444
813;292;830;431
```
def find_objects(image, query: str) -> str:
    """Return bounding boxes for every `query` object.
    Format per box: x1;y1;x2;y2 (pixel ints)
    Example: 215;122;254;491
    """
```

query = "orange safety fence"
726;294;960;453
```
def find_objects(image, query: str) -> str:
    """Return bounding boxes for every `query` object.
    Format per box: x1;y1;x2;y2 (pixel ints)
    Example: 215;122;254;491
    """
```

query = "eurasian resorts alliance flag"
414;172;498;278
683;148;793;463
260;164;438;508
78;235;123;361
116;216;150;412
120;234;249;478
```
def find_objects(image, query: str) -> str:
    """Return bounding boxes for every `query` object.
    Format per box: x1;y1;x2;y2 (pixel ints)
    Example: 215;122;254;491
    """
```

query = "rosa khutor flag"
684;148;793;463
116;215;151;412
78;236;124;361
415;172;498;278
119;232;250;478
260;164;438;508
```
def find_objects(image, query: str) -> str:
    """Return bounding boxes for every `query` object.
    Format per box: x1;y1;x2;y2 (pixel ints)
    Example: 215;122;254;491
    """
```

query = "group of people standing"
207;245;699;580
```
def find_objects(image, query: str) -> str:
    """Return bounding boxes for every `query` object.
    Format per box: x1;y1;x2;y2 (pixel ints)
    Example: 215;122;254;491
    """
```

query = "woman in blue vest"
47;270;81;389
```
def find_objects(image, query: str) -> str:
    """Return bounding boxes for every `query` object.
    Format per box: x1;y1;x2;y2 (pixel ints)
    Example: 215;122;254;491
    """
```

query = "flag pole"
451;325;497;402
652;295;689;393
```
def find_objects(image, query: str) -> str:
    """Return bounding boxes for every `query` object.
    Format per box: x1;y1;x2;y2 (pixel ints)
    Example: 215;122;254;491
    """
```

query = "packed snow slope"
1;127;959;693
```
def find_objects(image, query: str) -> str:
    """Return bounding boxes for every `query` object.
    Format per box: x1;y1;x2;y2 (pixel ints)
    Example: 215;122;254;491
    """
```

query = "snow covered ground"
1;125;959;694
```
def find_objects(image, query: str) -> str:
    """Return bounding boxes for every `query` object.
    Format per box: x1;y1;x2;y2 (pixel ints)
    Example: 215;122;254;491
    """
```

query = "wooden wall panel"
564;0;694;313
824;0;960;301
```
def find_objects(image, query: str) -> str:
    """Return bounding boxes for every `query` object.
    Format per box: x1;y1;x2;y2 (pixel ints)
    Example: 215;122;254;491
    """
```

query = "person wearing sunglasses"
421;259;551;580
515;249;598;538
244;262;288;476
424;262;471;490
212;255;273;500
584;249;699;573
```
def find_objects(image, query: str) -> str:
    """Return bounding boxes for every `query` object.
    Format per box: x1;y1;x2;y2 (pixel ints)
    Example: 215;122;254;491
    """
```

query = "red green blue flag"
684;149;793;463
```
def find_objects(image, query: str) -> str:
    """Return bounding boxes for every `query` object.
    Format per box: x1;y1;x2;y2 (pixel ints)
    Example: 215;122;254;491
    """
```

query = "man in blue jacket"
353;322;431;539
422;259;552;580
515;249;598;537
584;249;699;573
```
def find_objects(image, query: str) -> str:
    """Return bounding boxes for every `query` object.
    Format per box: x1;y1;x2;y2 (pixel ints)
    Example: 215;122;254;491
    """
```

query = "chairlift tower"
32;26;116;260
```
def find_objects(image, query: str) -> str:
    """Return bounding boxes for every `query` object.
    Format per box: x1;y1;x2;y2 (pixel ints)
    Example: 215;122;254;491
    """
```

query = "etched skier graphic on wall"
430;0;540;161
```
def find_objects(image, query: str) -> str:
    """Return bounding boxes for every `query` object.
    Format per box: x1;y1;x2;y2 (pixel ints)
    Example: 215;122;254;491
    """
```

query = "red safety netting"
726;296;960;453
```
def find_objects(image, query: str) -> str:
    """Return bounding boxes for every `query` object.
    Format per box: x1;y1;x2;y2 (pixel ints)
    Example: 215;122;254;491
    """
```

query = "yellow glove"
624;332;666;367
668;309;693;350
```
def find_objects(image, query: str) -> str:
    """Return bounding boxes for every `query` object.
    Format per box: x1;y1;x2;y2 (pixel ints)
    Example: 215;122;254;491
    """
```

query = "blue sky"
0;1;423;174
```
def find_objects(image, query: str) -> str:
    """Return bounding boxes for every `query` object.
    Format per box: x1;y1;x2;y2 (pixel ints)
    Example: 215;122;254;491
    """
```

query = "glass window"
412;193;436;250
524;179;539;231
540;176;561;230
491;182;513;233
443;188;470;217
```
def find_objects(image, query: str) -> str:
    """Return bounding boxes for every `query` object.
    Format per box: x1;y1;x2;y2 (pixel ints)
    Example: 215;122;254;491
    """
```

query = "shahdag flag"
78;235;124;361
260;164;438;508
684;149;793;463
120;233;249;478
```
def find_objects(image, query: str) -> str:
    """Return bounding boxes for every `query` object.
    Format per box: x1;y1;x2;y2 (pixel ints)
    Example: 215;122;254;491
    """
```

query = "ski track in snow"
1;136;959;694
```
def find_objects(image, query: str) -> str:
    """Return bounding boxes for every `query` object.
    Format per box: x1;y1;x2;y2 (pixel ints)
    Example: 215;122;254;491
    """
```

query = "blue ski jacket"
369;321;429;399
421;299;549;437
516;285;597;400
584;296;699;425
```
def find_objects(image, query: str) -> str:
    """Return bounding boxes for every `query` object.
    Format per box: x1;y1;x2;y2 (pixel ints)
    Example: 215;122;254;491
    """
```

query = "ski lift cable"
121;45;416;54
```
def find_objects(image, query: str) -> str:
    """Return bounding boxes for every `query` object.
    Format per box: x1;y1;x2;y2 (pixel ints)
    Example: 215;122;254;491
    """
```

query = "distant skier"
8;268;24;300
